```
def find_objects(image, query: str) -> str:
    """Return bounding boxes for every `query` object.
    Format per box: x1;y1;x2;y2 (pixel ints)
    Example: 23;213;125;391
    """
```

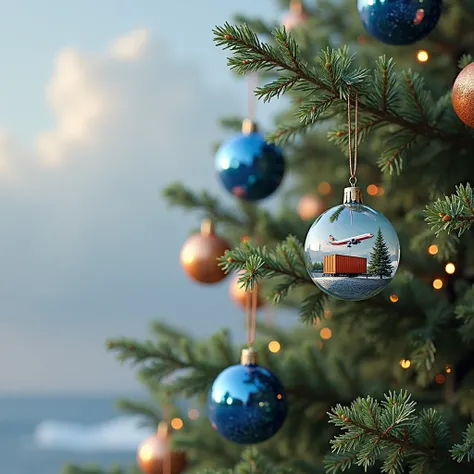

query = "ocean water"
0;395;154;474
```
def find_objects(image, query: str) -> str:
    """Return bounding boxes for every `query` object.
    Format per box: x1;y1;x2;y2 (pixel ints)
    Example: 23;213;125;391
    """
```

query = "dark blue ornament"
358;0;442;45
215;132;285;201
207;361;288;444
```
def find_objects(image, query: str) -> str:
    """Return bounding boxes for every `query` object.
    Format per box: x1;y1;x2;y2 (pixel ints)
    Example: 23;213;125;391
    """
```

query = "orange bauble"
180;219;230;284
452;63;474;128
297;194;327;221
137;423;187;474
282;0;310;31
229;271;265;309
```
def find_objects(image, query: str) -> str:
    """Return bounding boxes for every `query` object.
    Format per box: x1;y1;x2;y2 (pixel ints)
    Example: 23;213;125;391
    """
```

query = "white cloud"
37;48;108;165
109;28;150;61
36;28;152;165
0;29;244;392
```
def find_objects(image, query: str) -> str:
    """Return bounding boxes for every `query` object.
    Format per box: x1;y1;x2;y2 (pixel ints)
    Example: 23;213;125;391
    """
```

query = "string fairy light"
367;184;378;196
435;374;446;384
268;340;281;353
445;262;456;274
318;181;331;195
417;50;429;62
171;418;184;430
390;294;399;303
320;327;332;340
400;359;411;369
433;278;443;290
428;244;438;255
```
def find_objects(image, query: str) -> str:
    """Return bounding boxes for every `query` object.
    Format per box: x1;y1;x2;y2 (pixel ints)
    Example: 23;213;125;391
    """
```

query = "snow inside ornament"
304;187;400;301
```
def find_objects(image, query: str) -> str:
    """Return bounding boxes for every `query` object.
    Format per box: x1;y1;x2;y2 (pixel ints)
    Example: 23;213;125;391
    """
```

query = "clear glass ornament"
304;187;400;301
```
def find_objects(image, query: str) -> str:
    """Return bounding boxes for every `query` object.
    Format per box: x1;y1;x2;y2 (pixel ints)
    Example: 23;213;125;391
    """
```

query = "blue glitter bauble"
357;0;442;45
207;363;288;444
215;132;285;201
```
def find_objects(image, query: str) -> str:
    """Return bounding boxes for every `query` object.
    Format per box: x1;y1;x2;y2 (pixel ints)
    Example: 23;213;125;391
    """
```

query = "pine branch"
451;423;474;463
213;23;474;156
400;70;433;125
163;183;303;243
455;286;474;342
219;237;326;323
325;391;458;473
62;467;140;474
458;54;474;69
162;183;244;228
105;329;232;397
267;121;316;146
377;132;419;174
114;398;161;427
198;447;298;474
425;183;474;236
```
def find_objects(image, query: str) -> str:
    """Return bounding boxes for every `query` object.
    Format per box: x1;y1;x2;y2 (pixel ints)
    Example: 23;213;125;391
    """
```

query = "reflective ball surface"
452;63;474;128
208;363;287;444
304;203;400;301
180;233;230;284
137;434;187;474
215;132;285;201
357;0;441;45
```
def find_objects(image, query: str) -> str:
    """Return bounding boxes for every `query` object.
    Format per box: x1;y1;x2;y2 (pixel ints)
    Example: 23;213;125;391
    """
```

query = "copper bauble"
282;0;310;31
137;423;187;474
229;271;265;309
180;219;230;284
297;194;328;221
452;63;474;128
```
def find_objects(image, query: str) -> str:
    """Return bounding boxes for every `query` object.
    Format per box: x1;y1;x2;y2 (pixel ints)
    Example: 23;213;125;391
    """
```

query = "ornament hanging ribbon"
240;233;263;348
347;88;359;187
242;73;261;332
162;394;172;474
245;283;258;347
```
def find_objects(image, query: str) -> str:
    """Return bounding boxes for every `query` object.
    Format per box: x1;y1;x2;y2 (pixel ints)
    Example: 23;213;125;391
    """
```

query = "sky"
0;0;291;394
305;206;400;263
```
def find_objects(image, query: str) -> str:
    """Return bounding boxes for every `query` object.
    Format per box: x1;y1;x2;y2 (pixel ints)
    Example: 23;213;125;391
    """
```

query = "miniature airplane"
329;233;374;248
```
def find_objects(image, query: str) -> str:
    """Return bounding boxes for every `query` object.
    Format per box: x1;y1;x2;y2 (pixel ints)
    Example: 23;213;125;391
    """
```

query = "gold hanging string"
241;233;261;349
163;395;171;474
245;284;258;346
347;88;359;186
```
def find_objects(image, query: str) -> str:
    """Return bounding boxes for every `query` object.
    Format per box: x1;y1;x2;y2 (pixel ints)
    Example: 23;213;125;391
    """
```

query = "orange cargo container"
323;254;366;275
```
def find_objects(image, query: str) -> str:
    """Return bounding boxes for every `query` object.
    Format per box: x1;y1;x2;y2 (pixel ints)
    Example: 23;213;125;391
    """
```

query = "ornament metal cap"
156;421;169;439
200;218;214;237
241;347;258;365
242;118;258;135
343;186;364;204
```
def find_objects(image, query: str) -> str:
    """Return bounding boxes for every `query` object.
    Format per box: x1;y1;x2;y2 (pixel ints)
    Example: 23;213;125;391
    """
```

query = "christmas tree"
367;228;393;279
63;0;474;473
